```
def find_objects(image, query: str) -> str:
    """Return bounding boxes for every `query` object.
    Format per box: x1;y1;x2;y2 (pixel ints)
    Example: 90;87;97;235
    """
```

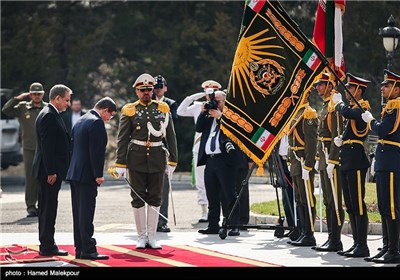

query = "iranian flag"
251;127;275;151
303;49;322;70
247;0;265;13
313;0;346;80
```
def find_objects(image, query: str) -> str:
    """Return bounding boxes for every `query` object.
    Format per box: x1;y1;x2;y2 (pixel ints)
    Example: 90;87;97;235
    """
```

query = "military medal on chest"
25;112;31;119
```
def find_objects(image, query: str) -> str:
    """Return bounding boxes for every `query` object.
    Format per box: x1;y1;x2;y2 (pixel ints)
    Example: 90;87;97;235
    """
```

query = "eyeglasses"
137;87;153;92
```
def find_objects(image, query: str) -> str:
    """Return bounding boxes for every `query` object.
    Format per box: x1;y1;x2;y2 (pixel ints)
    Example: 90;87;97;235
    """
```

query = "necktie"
210;123;220;152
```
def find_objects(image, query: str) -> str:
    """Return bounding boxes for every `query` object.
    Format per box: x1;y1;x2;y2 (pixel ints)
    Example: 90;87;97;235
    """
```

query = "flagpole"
274;1;365;112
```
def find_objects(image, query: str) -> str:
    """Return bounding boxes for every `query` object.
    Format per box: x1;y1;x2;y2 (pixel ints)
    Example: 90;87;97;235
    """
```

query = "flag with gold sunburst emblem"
220;0;327;175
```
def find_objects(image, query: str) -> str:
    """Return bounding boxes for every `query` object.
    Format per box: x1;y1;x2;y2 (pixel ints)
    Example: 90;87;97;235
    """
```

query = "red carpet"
1;244;278;267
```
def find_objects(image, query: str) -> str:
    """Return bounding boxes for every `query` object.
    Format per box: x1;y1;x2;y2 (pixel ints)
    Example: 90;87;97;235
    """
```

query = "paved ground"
0;173;396;269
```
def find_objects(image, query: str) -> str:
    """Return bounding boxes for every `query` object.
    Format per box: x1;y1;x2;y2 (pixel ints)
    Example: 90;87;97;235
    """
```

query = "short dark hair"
94;97;117;113
49;84;72;100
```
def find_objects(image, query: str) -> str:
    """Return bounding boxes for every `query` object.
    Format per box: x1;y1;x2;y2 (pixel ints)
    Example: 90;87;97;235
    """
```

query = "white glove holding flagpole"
115;167;127;178
361;111;374;123
332;92;343;105
302;167;310;181
370;157;376;177
334;136;343;147
166;165;176;177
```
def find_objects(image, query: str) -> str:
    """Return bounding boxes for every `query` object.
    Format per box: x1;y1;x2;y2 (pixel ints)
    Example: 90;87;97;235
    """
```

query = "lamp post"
379;15;400;71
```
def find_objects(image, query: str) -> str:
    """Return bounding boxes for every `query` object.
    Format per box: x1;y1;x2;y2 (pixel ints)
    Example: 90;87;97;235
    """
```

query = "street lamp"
379;15;400;71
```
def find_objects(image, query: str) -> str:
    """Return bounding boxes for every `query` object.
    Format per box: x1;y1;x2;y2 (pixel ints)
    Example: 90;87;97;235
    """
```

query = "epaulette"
121;101;139;117
385;99;400;110
303;106;317;119
358;99;371;110
155;100;170;114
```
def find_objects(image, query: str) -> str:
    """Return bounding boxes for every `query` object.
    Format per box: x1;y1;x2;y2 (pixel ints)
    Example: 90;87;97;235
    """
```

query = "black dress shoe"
228;228;240;236
157;224;171;233
75;251;81;258
26;210;38;218
198;227;220;234
39;249;69;256
80;252;109;260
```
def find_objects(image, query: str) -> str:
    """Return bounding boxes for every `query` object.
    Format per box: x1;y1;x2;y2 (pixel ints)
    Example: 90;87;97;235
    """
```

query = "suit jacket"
60;109;85;135
196;111;239;167
32;105;71;181
154;96;178;124
66;110;107;185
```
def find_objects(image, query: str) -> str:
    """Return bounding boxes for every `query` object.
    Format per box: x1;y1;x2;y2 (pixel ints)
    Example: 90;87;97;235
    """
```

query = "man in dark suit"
60;98;85;135
196;90;240;236
32;84;72;256
152;75;178;233
66;97;117;260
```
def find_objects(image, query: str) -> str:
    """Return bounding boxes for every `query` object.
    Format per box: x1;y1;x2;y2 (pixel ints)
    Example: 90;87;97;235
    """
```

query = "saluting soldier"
2;83;48;218
361;70;400;264
287;92;318;247
114;73;178;250
313;73;345;252
332;73;371;258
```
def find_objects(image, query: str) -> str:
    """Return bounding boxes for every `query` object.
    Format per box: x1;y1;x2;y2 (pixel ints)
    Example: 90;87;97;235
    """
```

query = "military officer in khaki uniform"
114;73;178;250
2;82;48;217
313;73;345;252
287;92;318;247
332;73;371;258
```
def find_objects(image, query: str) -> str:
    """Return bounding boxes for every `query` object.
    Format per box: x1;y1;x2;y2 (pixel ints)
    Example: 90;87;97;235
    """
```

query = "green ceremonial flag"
220;0;327;175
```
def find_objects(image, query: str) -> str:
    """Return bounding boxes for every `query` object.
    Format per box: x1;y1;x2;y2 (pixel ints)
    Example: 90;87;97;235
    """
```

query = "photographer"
196;90;240;236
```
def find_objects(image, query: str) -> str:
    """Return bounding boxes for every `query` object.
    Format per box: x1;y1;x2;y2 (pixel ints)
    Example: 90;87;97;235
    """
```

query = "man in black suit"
32;84;72;256
60;98;85;135
66;97;117;260
152;75;178;233
196;90;240;236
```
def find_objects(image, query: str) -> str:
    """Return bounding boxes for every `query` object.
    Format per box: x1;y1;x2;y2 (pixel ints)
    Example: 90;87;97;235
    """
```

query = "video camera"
204;88;219;112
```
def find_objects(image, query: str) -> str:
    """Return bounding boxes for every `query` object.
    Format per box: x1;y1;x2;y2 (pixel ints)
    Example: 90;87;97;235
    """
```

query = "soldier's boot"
288;206;305;245
147;205;162;249
373;219;400;264
313;207;332;251
365;217;388;262
317;208;344;252
133;206;147;249
345;214;369;257
338;213;357;256
288;207;302;241
292;206;316;247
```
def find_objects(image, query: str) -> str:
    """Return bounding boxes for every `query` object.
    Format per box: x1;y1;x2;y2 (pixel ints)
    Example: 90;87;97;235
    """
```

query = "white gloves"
326;163;335;179
334;136;343;147
190;92;206;101
115;167;127;178
361;111;374;123
332;92;343;105
302;167;310;181
166;165;176;177
370;157;376;177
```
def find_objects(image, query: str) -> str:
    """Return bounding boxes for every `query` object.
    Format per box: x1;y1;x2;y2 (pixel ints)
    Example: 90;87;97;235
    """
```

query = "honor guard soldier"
287;91;318;247
2;82;48;218
361;70;400;264
332;73;371;258
313;72;345;252
114;73;178;249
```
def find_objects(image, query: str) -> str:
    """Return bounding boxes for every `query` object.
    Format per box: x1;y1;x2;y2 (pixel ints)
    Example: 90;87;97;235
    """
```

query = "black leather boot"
345;214;369;258
292;206;316;247
365;217;388;262
338;213;357;256
316;208;344;252
312;207;332;250
373;218;400;264
289;206;305;245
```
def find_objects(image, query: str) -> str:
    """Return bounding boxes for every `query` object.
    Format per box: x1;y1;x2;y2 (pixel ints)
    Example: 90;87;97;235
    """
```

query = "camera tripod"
218;147;296;239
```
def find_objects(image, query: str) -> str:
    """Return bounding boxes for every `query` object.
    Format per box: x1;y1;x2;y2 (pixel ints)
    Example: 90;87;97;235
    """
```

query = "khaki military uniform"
288;103;318;246
2;98;47;212
314;93;345;251
116;100;178;208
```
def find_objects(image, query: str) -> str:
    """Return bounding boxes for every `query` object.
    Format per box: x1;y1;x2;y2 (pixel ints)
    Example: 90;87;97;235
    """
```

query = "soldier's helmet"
345;73;371;89
314;72;334;86
29;82;44;93
133;73;155;89
381;69;400;85
154;75;167;89
201;80;222;90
